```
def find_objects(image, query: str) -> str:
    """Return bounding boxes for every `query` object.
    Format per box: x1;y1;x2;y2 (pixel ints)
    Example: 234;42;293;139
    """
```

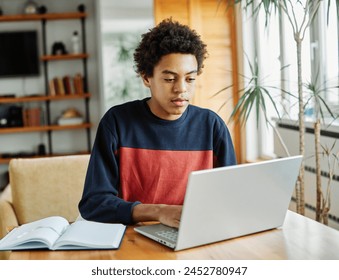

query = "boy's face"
142;53;198;121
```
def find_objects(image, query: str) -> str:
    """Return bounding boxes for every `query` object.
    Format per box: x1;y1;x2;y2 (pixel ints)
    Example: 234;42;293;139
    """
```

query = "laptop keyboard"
155;229;178;242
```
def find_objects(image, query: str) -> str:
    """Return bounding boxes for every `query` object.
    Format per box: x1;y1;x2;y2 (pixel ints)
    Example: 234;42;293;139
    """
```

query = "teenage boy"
78;19;236;228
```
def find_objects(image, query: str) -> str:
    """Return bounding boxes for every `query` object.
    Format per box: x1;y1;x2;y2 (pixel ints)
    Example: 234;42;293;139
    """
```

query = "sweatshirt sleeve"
213;117;237;167
78;115;140;224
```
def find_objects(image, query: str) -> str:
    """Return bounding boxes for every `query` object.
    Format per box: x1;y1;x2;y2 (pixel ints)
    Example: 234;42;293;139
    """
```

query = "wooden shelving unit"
0;11;91;162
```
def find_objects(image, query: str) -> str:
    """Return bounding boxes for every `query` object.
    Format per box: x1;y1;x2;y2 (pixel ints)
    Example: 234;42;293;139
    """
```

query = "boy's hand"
132;204;182;228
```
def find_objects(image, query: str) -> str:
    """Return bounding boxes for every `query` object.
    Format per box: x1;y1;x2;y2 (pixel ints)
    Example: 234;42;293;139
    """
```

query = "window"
97;0;154;114
241;1;339;160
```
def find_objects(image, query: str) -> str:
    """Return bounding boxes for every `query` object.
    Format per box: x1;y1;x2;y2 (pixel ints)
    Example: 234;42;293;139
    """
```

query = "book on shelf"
48;74;84;96
51;77;65;96
62;75;74;95
23;107;41;127
57;77;65;95
0;216;126;251
49;79;56;96
73;73;84;94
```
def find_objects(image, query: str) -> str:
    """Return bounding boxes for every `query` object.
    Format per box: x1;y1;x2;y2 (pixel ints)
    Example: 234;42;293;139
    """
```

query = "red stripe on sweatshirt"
119;147;213;204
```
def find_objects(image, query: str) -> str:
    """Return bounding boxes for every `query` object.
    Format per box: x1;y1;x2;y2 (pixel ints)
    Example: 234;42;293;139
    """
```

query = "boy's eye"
163;76;196;83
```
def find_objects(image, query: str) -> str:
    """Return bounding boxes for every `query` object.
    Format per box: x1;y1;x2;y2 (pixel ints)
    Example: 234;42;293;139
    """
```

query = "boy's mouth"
172;98;188;107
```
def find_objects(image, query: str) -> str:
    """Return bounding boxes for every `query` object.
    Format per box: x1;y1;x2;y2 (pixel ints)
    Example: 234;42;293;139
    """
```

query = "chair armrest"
0;199;19;239
0;199;18;260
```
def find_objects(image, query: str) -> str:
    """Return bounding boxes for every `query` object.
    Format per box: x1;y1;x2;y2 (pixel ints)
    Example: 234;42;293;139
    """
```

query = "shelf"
0;12;87;22
0;123;92;134
49;123;91;131
0;93;91;104
0;151;90;164
41;54;89;61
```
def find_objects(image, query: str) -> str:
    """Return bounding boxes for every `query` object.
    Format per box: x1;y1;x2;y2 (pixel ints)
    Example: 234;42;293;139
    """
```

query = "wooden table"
6;211;339;260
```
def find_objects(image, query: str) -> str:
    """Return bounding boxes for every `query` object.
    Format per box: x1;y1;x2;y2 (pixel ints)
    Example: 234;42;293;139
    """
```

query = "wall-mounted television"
0;30;40;78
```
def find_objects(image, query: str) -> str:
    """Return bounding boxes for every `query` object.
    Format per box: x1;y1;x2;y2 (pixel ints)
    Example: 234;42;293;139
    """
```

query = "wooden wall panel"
154;0;189;25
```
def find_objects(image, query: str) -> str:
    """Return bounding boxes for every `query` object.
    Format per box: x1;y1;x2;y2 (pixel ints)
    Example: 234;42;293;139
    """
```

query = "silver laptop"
134;155;303;251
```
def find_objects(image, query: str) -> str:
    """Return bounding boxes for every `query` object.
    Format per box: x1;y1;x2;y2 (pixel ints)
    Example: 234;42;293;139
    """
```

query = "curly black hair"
134;18;208;77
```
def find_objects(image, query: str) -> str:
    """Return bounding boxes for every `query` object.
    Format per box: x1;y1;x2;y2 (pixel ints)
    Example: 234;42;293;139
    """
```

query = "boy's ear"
141;74;151;88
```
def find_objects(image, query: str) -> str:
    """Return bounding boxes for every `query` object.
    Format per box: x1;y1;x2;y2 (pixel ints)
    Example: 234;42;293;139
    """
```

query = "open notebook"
0;216;126;251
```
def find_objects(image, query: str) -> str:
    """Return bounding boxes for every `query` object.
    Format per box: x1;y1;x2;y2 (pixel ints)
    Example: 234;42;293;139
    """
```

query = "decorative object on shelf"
0;105;23;127
23;0;39;14
0;6;3;16
37;143;46;155
8;106;24;127
0;115;7;127
57;108;83;126
38;5;47;14
78;4;86;12
51;41;68;55
71;31;80;54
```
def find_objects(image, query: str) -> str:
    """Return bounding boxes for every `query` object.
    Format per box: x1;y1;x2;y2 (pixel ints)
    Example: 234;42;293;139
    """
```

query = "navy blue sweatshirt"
78;98;236;224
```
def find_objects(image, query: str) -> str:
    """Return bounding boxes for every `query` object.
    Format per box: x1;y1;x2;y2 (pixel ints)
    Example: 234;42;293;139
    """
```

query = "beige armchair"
0;155;90;241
